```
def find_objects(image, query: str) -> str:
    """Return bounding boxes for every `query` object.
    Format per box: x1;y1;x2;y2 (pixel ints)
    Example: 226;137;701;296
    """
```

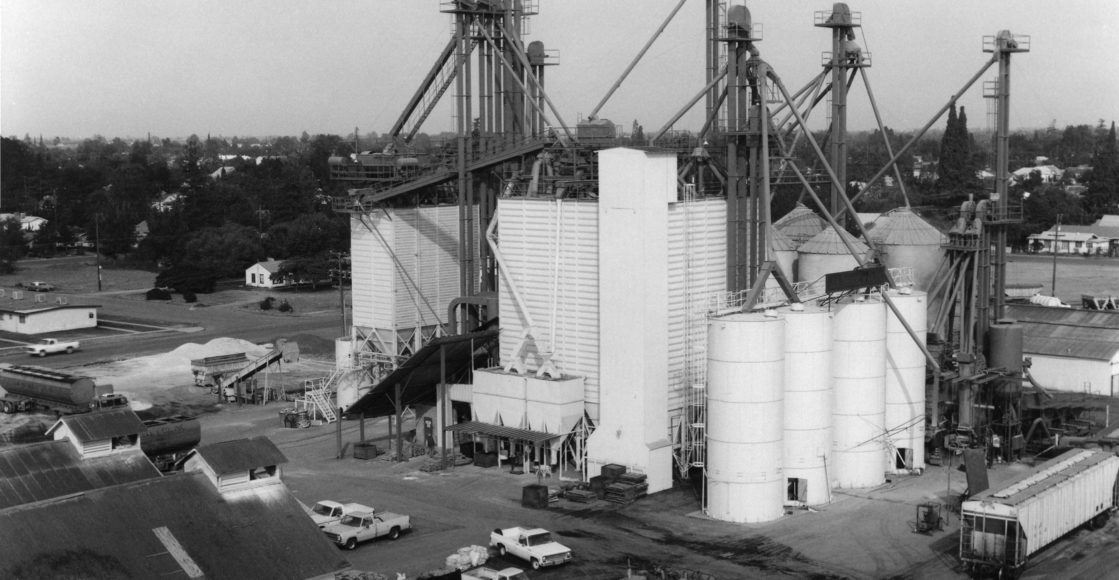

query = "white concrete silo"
706;311;785;523
798;227;868;284
782;304;833;506
884;289;928;473
831;296;887;489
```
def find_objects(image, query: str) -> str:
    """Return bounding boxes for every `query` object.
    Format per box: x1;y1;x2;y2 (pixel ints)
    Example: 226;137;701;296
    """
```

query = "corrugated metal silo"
868;208;945;290
774;202;825;247
798;227;868;284
770;226;798;281
706;311;785;523
831;296;887;488
884;289;928;473
782;304;833;505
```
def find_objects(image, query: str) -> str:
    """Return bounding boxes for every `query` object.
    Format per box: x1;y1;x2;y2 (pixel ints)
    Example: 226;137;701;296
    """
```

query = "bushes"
278;299;293;313
259;297;275;310
145;288;172;301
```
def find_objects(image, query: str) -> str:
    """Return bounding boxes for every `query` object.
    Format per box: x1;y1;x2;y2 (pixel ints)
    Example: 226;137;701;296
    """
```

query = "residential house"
246;259;289;288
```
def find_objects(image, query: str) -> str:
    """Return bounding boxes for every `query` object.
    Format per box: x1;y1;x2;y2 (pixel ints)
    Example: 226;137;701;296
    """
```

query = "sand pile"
81;338;270;410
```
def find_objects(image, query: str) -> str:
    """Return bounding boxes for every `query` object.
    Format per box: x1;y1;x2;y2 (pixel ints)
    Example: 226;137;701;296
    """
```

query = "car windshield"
339;515;364;527
527;532;553;546
312;504;335;516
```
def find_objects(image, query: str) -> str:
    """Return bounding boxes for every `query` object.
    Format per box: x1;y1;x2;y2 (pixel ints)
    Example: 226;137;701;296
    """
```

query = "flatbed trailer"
959;449;1119;577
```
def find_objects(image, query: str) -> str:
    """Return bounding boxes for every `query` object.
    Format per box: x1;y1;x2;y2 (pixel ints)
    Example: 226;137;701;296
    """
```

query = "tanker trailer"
960;449;1119;578
141;415;202;471
0;363;115;414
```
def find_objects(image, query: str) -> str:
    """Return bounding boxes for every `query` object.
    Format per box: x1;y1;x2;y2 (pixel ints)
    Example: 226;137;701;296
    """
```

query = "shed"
183;436;288;493
1005;304;1119;395
0;304;99;334
46;407;147;458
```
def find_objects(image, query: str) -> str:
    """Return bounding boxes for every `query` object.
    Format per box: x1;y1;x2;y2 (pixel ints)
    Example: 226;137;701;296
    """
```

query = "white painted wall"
0;307;97;334
1027;355;1118;396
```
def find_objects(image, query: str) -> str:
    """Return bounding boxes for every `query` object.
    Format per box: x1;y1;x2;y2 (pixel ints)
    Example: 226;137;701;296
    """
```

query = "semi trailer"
959;449;1119;577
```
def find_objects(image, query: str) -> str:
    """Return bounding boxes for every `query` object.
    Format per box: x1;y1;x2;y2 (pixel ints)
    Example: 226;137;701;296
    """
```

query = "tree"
175;222;264;279
0;217;26;273
272;254;331;289
1084;121;1118;217
937;103;975;191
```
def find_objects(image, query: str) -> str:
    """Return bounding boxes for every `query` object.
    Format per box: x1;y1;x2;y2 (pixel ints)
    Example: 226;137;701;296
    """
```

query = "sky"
2;0;1117;141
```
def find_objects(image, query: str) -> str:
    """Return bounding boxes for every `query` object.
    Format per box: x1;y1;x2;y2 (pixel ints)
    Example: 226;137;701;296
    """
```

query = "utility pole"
1050;213;1061;298
95;214;102;292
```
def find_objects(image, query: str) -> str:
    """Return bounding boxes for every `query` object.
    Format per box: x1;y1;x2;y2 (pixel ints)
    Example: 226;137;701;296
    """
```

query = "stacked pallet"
605;472;648;504
565;488;598;503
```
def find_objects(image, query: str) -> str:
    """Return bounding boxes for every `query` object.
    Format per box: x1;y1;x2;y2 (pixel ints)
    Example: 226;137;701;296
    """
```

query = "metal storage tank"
782;304;834;506
0;364;104;408
884;289;928;473
798;227;868;284
706;311;785;523
867;207;946;290
770;226;798;281
831;296;887;488
774;202;826;247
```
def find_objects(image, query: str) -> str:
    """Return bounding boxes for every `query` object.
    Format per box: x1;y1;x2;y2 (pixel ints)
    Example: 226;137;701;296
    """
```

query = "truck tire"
66;347;74;354
344;538;357;550
2;402;11;414
388;527;400;540
38;351;46;357
531;558;541;570
497;544;507;557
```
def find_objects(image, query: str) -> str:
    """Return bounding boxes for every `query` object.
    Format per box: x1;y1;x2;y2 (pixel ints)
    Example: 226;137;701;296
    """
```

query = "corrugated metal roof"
446;420;560;443
798;226;869;255
346;329;500;418
867;207;945;246
967;449;1117;507
0;442;159;509
51;407;147;442
0;472;349;580
774;203;825;243
192;436;288;476
1003;304;1119;361
769;225;797;251
1006;304;1119;329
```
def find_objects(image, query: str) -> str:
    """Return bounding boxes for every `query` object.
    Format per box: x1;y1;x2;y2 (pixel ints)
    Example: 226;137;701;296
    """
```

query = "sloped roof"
1039;223;1119;239
191;436;287;475
1005;304;1119;361
1096;215;1119;228
0;472;349;580
445;420;559;444
868;207;946;246
966;449;1114;507
47;407;147;442
251;259;285;273
0;442;159;509
798;226;869;255
774;203;826;243
769;225;797;251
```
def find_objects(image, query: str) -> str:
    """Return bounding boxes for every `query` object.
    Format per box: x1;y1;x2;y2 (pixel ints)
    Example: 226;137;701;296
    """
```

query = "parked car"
323;510;411;550
25;281;56;292
489;527;572;570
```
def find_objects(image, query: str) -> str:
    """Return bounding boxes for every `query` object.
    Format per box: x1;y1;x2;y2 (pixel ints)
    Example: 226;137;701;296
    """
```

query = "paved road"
0;290;343;366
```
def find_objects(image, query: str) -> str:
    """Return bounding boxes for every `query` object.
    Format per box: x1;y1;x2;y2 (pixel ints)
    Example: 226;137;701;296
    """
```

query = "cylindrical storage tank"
988;321;1024;398
831;297;887;488
0;364;100;407
706;311;785;523
782;304;834;505
334;370;369;413
770;226;799;281
140;416;202;456
774;203;826;248
884;290;928;473
335;337;354;370
868;208;946;291
798;227;868;284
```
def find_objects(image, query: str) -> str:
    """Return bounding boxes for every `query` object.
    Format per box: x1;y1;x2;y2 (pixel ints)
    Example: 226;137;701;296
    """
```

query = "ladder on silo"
679;183;708;480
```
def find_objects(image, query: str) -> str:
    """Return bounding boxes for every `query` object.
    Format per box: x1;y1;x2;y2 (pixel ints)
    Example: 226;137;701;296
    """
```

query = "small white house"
245;260;288;288
183;437;287;494
46;408;146;459
0;304;99;334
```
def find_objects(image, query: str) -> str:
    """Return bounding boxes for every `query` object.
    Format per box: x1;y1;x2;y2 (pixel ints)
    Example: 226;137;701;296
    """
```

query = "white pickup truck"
323;510;411;550
461;567;529;580
489;527;572;570
25;338;80;357
308;501;373;529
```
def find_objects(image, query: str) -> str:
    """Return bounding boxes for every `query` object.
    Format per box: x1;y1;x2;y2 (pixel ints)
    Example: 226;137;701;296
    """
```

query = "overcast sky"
2;0;1117;141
